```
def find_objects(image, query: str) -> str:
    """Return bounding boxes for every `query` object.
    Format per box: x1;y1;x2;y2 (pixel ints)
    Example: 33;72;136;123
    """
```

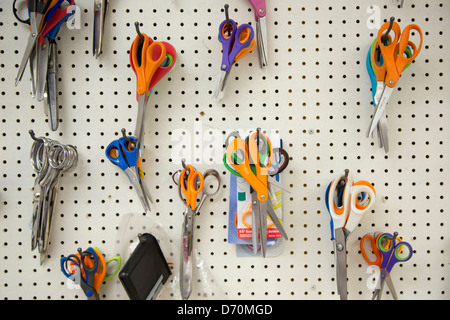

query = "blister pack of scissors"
13;0;77;131
224;128;290;258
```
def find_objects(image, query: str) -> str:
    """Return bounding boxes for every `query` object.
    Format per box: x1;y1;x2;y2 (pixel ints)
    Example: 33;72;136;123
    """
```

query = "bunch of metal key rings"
29;130;78;265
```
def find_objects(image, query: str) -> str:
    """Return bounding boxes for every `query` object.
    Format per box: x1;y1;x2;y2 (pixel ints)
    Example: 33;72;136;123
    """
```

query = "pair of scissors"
15;0;54;86
361;232;413;299
105;129;153;213
325;169;377;300
225;129;288;257
367;19;423;145
61;247;121;300
173;161;221;300
248;0;268;68
93;0;109;58
213;5;255;102
13;0;75;131
366;18;414;152
129;22;177;165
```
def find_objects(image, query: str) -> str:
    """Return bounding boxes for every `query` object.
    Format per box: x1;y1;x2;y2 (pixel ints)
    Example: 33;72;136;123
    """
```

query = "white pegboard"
0;0;449;300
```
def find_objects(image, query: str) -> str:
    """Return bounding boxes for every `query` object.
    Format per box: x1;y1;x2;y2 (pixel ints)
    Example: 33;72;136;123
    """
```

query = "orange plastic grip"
360;234;382;266
131;34;150;95
395;24;423;77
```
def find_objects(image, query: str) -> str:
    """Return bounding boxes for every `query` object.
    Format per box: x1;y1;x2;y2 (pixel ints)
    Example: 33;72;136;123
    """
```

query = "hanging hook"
28;130;40;142
381;16;395;43
134;21;144;42
121;128;136;150
224;4;231;36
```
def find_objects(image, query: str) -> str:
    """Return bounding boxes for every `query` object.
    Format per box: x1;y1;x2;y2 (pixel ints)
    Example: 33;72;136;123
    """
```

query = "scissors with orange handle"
214;4;255;102
226;128;288;257
368;19;423;139
176;163;221;300
325;169;377;300
130;23;167;156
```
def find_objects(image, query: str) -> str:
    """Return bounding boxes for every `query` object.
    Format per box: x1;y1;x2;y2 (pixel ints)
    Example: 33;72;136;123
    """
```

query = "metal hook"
134;21;144;42
381;16;395;43
29;130;40;142
224;4;231;36
121;128;136;150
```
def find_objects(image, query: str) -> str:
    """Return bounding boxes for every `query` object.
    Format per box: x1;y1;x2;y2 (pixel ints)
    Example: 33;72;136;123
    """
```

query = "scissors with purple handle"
213;5;255;102
372;232;413;300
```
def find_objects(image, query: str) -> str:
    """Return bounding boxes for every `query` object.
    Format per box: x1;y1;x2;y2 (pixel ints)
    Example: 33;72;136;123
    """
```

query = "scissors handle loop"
226;137;268;202
360;233;383;266
378;21;423;87
395;24;423;74
180;165;204;211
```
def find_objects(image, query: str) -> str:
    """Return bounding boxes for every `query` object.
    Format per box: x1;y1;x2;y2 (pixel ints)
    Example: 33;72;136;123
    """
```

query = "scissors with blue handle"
367;19;423;146
372;232;413;300
105;129;152;213
61;247;101;300
214;5;255;102
61;247;121;300
325;169;376;300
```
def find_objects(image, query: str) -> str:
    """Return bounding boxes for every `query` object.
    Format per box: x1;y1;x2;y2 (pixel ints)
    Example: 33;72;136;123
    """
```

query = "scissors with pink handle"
248;0;268;68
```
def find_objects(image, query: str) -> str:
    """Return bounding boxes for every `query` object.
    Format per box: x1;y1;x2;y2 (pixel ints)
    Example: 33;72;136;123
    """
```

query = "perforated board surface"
0;0;449;300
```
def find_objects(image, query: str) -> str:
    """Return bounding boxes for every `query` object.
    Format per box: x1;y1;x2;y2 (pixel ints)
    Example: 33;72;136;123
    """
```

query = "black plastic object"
119;233;172;300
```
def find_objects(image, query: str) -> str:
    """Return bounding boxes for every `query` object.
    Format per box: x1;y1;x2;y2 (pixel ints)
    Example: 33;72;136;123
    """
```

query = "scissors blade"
15;19;40;85
259;201;267;257
266;200;288;240
36;38;49;101
378;110;389;152
180;206;195;300
368;86;394;137
93;0;108;58
251;192;260;255
134;94;147;147
124;167;151;213
256;17;268;68
367;81;389;150
213;69;231;102
29;47;37;98
385;275;398;300
334;228;348;300
46;41;59;131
